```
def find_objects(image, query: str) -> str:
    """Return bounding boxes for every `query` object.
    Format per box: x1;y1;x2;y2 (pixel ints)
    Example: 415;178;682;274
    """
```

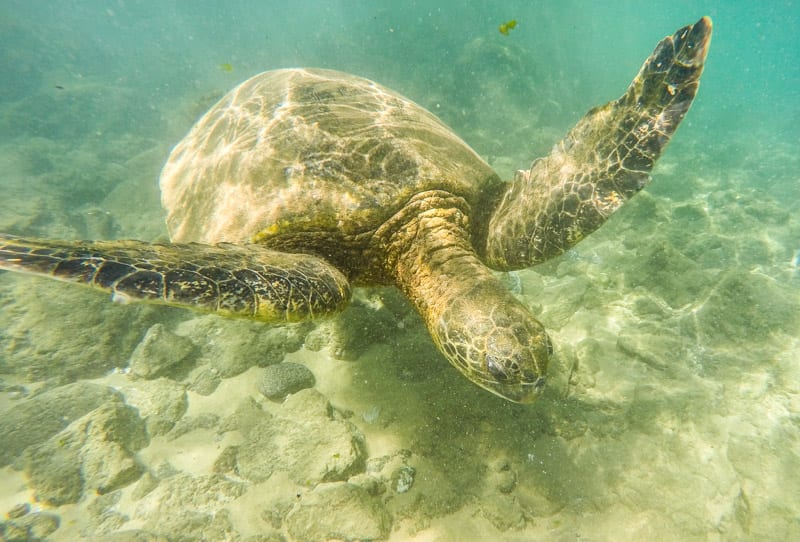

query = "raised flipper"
0;234;351;322
485;17;712;269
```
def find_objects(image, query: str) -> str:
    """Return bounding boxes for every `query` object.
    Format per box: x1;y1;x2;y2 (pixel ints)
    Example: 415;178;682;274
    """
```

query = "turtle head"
385;199;550;403
433;283;551;403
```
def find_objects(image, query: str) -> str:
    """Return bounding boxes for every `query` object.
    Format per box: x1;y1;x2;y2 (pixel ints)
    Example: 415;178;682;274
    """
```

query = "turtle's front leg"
0;234;351;322
484;17;712;270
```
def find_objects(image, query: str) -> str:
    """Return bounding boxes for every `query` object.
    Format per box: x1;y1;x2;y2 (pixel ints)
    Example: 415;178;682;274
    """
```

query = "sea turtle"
0;18;711;403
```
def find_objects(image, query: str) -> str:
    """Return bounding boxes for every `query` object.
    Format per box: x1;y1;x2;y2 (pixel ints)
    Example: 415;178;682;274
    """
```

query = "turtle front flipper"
0;235;351;322
485;17;712;269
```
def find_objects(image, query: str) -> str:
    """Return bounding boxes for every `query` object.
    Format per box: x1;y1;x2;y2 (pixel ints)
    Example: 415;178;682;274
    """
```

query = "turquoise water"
0;1;798;541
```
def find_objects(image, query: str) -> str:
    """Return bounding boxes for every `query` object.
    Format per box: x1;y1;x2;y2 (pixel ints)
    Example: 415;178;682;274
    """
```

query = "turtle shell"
160;68;501;250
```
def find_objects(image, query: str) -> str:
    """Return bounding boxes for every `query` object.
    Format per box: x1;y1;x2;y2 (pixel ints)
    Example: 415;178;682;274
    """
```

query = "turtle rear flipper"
0;235;351;322
486;16;712;269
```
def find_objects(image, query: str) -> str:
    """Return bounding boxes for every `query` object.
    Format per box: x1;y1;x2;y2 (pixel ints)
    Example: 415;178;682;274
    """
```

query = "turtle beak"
482;338;549;403
498;375;547;404
483;357;547;403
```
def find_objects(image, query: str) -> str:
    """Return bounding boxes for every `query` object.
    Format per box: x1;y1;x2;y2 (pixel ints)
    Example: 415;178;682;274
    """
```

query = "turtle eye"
486;356;508;382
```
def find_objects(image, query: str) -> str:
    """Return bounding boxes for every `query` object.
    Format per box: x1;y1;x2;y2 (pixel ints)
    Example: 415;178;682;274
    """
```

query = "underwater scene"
0;1;798;540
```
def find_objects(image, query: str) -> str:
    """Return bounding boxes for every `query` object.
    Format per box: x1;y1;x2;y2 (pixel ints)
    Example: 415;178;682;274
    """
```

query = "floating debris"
219;62;234;72
499;19;517;36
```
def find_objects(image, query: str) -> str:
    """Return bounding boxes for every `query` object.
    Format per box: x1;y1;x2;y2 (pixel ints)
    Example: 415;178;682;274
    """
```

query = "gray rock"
391;465;416;494
83;491;131;535
132;474;246;541
130;471;160;501
88;490;122;515
691;269;798;347
153;461;181;479
359;451;418;498
305;298;398;360
242;534;287;542
24;441;83;505
167;412;220;441
122;378;188;436
0;381;120;466
234;389;366;485
1;511;60;541
616;326;690;373
0;278;161;383
103;531;170;542
285;482;391;542
258;362;316;400
0;520;28;541
218;396;266;435
79;401;148;471
626;242;714;309
212;445;239;474
143;510;233;542
129;323;195;379
348;474;385;497
280;384;332;417
5;502;29;519
177;316;311;378
28;512;61;538
185;364;221;395
24;399;148;505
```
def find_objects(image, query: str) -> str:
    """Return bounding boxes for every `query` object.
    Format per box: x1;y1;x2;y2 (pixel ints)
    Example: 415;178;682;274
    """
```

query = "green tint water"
0;1;798;540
